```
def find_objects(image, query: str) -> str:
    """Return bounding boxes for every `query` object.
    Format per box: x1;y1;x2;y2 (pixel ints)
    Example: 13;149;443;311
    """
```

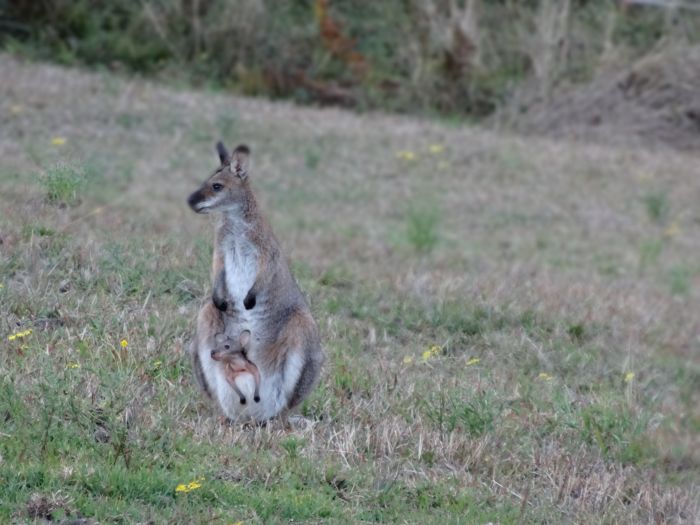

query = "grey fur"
187;142;325;422
191;347;212;399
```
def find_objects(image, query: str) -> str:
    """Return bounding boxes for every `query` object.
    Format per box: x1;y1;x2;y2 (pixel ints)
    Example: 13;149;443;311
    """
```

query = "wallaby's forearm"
243;246;281;310
212;232;277;312
212;268;228;311
211;244;224;282
213;265;260;312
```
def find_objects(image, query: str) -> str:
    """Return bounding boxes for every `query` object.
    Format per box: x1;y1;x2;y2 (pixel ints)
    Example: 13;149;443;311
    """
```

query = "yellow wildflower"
153;360;162;368
664;222;680;238
637;172;653;182
422;344;441;361
428;144;445;154
51;137;67;146
8;329;32;341
0;283;4;289
403;356;413;365
624;372;635;383
67;362;81;369
466;357;480;366
120;339;128;348
10;104;23;114
397;150;416;161
538;372;553;381
176;477;204;493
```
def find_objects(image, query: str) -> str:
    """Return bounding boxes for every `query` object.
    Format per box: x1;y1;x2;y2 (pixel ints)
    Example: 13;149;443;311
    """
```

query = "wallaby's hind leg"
191;302;226;399
287;312;324;410
287;349;322;410
260;308;324;411
190;344;212;399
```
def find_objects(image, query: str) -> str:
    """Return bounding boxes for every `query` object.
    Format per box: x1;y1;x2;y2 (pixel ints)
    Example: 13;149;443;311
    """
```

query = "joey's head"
210;330;251;362
187;142;252;214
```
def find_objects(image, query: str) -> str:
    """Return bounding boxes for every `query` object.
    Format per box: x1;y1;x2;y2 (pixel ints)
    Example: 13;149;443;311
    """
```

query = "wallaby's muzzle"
187;190;206;212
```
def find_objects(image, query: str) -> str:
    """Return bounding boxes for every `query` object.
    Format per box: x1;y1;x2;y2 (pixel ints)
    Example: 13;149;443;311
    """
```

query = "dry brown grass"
1;54;698;523
505;44;700;152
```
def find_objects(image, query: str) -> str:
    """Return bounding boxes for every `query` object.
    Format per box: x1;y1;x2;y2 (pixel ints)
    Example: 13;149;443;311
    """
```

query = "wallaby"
210;329;261;405
188;142;324;422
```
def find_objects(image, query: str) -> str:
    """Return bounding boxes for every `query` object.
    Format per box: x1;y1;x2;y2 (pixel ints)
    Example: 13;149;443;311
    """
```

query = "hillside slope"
1;55;698;523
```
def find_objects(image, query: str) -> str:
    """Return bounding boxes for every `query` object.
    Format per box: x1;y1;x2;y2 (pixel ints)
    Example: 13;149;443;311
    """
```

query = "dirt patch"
22;492;86;523
506;45;700;151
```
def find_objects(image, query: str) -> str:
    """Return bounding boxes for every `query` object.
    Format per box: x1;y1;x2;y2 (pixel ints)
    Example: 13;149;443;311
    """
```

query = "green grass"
0;56;698;523
304;146;322;171
668;264;692;296
638;237;663;271
405;199;441;253
642;190;669;224
40;163;86;205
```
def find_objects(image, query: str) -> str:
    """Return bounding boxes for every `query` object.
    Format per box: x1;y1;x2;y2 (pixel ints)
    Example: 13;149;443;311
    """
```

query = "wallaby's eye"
212;183;224;192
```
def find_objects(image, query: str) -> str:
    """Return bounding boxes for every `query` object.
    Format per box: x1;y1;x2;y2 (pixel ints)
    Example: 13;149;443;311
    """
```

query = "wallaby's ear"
239;329;251;347
230;144;251;179
216;141;231;165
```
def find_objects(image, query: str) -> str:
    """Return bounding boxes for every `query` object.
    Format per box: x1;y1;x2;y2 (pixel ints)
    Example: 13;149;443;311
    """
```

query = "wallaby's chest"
223;237;258;305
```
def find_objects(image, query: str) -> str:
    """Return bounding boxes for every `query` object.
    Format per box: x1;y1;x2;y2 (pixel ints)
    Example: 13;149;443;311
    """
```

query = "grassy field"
0;54;698;524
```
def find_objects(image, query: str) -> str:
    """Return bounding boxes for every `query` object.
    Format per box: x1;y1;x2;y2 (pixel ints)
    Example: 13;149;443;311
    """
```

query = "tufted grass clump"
41;163;86;205
642;190;669;224
406;200;441;253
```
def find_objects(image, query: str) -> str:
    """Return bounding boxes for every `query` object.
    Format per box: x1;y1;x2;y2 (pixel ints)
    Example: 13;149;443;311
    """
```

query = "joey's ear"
216;141;231;165
239;329;251;347
230;144;251;179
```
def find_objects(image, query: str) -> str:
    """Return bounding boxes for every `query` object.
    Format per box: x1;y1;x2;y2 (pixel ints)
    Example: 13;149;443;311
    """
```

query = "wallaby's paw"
243;291;256;310
213;297;228;311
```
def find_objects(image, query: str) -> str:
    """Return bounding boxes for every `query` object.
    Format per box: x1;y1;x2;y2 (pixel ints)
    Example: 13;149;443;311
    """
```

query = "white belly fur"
202;239;298;421
198;340;295;421
224;241;257;310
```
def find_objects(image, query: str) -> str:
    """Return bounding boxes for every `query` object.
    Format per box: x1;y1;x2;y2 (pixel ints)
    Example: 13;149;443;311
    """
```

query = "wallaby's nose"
187;191;202;210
